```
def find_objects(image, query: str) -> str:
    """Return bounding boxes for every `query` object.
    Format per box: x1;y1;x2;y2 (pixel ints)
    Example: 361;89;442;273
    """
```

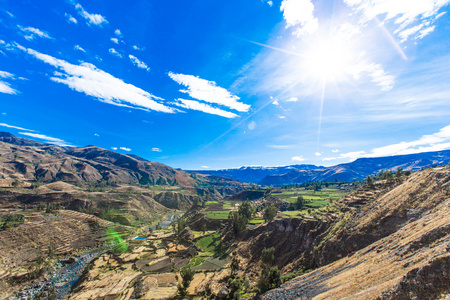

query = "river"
12;212;183;300
148;211;184;230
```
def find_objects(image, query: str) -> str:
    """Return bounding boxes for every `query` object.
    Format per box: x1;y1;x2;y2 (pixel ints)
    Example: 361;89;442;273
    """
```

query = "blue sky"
1;0;450;170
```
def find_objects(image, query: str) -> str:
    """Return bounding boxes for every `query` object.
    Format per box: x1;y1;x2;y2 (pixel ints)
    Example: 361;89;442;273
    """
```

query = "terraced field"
273;186;352;219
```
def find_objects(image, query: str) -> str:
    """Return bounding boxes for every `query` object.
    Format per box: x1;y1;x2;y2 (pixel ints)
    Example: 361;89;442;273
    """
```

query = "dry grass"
266;166;450;299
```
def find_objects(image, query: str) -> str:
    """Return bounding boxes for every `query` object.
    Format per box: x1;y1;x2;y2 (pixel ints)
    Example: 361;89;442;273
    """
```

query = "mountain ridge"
192;150;450;185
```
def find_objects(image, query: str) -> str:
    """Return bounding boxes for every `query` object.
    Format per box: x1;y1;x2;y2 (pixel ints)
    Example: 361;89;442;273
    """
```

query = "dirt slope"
262;165;450;299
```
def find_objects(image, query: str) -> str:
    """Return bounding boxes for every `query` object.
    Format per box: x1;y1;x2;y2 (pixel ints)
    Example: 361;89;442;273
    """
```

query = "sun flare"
303;36;355;82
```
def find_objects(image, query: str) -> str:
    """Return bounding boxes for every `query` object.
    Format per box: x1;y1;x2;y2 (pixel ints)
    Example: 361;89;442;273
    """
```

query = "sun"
303;35;355;82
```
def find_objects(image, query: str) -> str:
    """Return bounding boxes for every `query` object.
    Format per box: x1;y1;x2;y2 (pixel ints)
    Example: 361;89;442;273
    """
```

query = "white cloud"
344;0;450;43
19;132;70;146
174;99;238;118
332;149;340;153
417;25;436;39
248;121;256;130
267;144;295;149
272;99;279;105
291;155;306;162
16;45;175;113
74;45;85;52
322;157;337;161
0;123;34;131
120;147;131;151
330;125;450;162
0;71;17;95
109;48;122;58
277;115;286;119
315;152;322;156
114;29;122;37
18;25;52;40
74;3;108;26
346;61;396;91
110;38;119;44
286;96;298;102
267;1;273;7
65;13;78;24
201;166;210;169
94;133;99;136
111;147;118;150
0;71;14;78
168;72;250;112
368;125;450;157
129;55;150;71
0;82;17;94
132;45;145;51
152;147;162;152
280;0;319;37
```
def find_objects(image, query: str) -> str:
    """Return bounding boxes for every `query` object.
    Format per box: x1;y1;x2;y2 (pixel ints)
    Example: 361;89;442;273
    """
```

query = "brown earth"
0;209;114;299
261;165;450;299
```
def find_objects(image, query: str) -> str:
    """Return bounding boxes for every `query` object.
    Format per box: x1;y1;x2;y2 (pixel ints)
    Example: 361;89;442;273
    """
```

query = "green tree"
294;196;305;210
366;174;373;186
263;205;278;222
228;275;245;299
395;167;403;182
177;267;195;297
261;247;275;266
238;201;253;220
257;266;281;293
230;251;240;277
229;211;248;235
192;196;199;208
386;170;394;182
177;217;187;235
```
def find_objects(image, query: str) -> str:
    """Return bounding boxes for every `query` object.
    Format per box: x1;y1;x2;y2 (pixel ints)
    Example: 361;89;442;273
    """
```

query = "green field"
205;210;230;219
196;233;220;252
308;200;330;207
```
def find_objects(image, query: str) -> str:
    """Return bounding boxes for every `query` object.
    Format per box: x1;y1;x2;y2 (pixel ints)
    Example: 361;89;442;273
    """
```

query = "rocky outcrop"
234;217;333;272
377;255;450;300
154;191;195;210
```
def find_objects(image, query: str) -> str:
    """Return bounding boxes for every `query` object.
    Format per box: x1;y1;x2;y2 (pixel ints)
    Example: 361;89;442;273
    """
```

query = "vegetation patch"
196;233;220;252
185;256;207;269
0;214;24;230
206;210;230;219
193;257;228;271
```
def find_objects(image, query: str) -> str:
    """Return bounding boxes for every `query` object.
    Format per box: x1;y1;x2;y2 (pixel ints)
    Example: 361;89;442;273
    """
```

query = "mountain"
192;149;450;185
191;164;323;183
260;150;450;185
0;131;196;188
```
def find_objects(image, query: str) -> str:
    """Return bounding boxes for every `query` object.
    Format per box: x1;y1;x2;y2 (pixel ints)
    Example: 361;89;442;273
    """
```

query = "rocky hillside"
0;208;118;298
258;164;450;299
0;131;196;188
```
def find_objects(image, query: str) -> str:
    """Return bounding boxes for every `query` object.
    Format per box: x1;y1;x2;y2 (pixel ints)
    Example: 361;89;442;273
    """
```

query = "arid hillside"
0;132;195;188
260;164;450;299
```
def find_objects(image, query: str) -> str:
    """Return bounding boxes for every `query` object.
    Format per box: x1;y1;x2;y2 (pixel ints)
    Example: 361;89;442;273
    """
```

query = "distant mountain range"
192;150;450;185
3;131;449;187
192;164;323;184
